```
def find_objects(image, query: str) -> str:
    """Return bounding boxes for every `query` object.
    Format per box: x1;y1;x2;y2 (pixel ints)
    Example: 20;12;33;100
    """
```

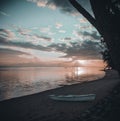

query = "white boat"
49;94;96;101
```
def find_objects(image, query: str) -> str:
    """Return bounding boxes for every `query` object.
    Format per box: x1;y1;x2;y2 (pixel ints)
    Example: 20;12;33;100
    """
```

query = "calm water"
0;67;105;101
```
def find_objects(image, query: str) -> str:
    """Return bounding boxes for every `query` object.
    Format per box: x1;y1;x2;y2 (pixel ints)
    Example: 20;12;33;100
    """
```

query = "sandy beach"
0;70;120;121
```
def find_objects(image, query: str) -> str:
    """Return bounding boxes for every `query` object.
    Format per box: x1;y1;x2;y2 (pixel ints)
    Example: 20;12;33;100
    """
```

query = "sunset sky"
0;0;104;67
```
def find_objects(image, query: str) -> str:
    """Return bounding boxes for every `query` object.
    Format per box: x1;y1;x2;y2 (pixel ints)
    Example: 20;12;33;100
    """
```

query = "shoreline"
0;70;120;121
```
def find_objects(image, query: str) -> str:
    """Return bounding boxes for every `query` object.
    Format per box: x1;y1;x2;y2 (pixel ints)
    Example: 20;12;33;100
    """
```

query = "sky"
0;0;104;67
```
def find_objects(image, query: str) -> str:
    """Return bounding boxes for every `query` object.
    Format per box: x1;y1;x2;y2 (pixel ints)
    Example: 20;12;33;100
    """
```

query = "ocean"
0;67;105;101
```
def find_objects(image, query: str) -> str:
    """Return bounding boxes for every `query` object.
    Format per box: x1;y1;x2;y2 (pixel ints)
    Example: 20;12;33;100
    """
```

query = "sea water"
0;67;105;101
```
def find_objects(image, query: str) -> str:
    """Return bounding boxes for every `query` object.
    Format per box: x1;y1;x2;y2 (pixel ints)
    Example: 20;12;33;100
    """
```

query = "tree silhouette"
69;0;120;74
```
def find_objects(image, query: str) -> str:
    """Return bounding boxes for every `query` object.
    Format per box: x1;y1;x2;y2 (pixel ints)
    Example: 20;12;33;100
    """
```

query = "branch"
69;0;102;34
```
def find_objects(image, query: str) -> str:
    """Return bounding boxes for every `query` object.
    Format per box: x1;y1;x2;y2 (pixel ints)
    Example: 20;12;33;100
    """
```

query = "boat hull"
49;94;96;101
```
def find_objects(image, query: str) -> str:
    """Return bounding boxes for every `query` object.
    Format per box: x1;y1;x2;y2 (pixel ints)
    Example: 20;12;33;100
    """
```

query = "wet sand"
0;70;119;121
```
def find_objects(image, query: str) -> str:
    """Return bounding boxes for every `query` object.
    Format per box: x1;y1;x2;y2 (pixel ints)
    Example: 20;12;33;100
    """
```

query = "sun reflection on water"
75;67;86;76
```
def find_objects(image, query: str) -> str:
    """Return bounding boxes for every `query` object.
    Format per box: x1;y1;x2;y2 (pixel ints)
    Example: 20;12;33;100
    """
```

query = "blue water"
0;67;105;101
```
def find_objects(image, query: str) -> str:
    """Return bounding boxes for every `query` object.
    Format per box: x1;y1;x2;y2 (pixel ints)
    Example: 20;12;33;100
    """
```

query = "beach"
0;70;120;121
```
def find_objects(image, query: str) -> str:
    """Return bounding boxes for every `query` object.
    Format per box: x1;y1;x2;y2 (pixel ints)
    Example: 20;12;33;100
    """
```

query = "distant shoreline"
0;65;104;68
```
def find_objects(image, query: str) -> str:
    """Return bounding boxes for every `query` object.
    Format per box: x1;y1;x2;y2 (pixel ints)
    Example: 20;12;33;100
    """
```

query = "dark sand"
0;70;120;121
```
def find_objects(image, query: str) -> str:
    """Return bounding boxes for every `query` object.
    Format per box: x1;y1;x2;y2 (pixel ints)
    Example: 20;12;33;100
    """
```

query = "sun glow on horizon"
77;60;88;65
75;60;105;68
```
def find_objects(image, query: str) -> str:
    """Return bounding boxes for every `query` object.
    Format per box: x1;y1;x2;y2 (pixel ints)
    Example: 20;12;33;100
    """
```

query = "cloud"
37;0;57;10
40;27;50;33
55;22;63;29
0;10;10;16
0;28;55;53
17;28;53;42
59;30;66;33
48;40;102;59
27;0;78;15
0;36;51;52
77;17;88;24
0;48;34;66
40;27;56;35
26;35;53;46
82;31;100;40
59;37;72;43
16;28;53;46
28;0;56;10
0;48;30;55
37;0;47;7
1;46;65;63
0;47;43;66
49;0;74;13
59;37;72;47
73;30;100;41
64;37;72;41
0;29;17;41
27;0;92;15
18;54;35;59
35;35;52;42
17;28;31;35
